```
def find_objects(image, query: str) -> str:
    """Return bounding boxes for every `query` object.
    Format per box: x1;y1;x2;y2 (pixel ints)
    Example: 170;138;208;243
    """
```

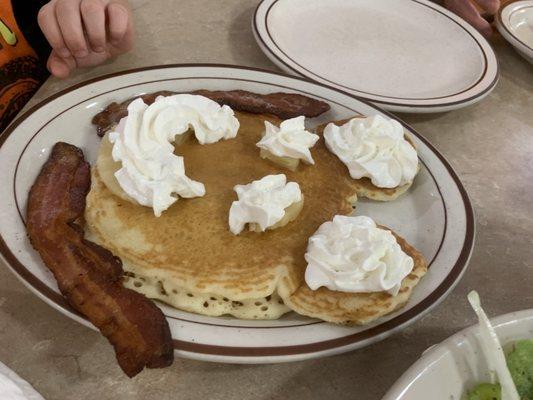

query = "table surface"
1;1;532;399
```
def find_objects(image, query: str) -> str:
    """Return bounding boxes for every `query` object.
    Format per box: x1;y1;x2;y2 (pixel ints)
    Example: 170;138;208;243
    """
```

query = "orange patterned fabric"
0;0;43;132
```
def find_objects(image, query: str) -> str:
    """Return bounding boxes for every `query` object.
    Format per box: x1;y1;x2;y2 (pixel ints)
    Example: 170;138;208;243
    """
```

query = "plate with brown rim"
496;0;533;64
253;0;499;113
0;64;474;363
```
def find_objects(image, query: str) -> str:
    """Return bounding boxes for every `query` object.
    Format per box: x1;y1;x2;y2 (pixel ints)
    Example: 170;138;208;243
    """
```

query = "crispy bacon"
26;142;173;377
91;89;330;136
192;89;330;119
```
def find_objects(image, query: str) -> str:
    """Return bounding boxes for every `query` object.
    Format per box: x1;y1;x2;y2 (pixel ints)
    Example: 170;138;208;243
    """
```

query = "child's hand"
37;0;133;78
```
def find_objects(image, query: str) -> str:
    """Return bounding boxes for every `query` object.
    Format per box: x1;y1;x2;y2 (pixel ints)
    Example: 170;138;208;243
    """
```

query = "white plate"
0;64;474;363
0;361;44;400
253;0;499;113
383;308;533;400
497;0;533;63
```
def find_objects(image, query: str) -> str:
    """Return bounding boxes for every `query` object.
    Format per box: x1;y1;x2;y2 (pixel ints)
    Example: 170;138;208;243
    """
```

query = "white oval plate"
497;0;533;64
383;308;533;400
253;0;499;113
0;64;474;363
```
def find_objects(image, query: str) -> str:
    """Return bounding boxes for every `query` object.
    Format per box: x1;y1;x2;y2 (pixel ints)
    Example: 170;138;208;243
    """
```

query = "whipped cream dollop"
109;94;239;216
137;94;239;144
229;174;302;235
324;115;418;188
304;215;414;296
256;116;319;164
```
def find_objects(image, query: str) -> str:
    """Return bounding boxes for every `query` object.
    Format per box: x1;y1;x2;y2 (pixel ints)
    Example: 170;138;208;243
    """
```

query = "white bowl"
497;0;533;63
383;308;533;400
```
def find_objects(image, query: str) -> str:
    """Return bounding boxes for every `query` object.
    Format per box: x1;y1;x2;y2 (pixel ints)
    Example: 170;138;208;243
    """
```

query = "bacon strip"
91;89;330;136
192;89;330;120
26;142;173;377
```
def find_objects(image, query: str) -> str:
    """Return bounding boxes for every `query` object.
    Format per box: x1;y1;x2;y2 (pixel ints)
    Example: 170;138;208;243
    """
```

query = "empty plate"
253;0;499;113
497;0;533;63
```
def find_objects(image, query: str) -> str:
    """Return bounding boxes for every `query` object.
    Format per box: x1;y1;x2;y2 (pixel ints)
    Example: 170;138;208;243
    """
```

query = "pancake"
318;119;419;202
86;111;358;319
283;229;427;325
85;111;426;324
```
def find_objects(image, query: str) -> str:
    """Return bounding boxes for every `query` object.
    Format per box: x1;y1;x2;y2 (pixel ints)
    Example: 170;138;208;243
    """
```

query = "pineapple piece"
259;148;300;172
249;195;304;232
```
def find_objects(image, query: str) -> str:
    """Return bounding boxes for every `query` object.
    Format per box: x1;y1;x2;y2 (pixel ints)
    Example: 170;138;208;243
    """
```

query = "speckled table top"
1;1;532;399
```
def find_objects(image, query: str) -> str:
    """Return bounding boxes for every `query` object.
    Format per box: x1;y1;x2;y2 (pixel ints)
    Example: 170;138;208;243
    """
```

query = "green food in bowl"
464;383;501;400
464;339;533;400
507;340;533;399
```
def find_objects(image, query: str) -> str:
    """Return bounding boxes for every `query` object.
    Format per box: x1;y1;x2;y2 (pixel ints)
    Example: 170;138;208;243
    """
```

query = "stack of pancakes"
85;111;427;325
